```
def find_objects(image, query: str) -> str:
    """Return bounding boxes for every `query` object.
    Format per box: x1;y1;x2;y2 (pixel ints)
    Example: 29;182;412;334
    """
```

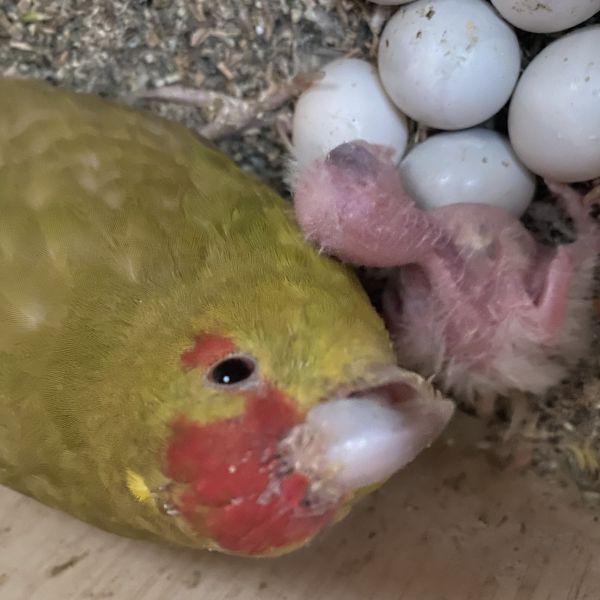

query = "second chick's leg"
533;181;600;343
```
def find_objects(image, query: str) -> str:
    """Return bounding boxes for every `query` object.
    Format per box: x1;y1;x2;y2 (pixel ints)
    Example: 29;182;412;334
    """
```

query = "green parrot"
0;78;454;557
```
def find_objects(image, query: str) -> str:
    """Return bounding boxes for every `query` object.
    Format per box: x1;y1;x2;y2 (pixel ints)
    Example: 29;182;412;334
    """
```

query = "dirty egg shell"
377;0;521;130
508;26;600;183
490;0;600;34
292;58;409;169
399;128;536;217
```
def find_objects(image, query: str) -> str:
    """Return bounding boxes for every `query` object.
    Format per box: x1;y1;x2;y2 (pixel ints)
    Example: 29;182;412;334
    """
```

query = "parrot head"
162;338;453;556
115;229;455;557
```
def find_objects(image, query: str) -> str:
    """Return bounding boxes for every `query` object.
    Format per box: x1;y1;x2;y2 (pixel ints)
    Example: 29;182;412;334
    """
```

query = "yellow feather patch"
126;469;153;503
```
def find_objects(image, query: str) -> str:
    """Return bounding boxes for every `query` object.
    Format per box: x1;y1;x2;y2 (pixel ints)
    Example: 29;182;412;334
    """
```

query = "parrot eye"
207;355;256;387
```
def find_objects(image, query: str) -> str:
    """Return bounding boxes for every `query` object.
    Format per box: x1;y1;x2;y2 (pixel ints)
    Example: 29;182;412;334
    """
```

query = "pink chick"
293;140;599;413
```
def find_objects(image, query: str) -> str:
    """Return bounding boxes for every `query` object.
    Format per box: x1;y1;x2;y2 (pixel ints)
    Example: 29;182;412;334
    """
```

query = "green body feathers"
0;79;397;554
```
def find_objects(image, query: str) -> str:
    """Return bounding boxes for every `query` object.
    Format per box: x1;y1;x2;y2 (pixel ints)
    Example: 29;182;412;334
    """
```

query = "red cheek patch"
205;473;317;553
181;334;236;369
166;386;337;555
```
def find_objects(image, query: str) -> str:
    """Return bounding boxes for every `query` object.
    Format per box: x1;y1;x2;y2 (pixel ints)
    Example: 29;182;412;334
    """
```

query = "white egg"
377;0;521;130
292;58;409;169
399;129;536;216
508;26;600;183
490;0;600;34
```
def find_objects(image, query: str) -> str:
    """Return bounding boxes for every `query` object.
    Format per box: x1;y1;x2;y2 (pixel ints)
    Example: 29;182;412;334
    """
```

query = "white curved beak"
281;368;454;492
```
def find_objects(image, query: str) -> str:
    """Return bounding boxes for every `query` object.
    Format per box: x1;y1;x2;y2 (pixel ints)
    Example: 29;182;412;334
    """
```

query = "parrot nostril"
326;142;381;178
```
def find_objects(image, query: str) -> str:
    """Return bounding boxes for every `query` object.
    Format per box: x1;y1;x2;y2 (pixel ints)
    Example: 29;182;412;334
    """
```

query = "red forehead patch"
181;334;236;369
166;385;337;555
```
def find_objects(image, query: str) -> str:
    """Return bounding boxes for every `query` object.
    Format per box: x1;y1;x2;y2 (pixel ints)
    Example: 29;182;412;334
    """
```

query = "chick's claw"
545;179;600;244
293;140;600;409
